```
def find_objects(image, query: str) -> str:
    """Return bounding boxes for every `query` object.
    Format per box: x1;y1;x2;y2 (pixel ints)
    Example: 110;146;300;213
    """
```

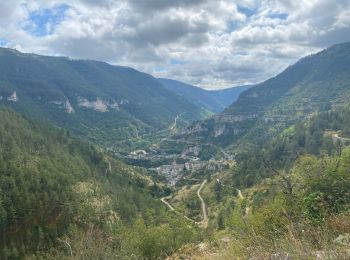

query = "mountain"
168;106;350;259
0;108;200;259
158;78;251;112
0;48;208;151
0;108;156;255
179;42;350;151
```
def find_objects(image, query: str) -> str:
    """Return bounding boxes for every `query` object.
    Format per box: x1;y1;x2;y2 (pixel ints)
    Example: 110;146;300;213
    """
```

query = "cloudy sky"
0;0;349;89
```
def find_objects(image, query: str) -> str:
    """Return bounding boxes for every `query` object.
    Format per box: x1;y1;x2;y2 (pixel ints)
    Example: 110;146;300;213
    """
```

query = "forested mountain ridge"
178;42;350;151
0;48;208;151
158;78;251;112
0;108;200;259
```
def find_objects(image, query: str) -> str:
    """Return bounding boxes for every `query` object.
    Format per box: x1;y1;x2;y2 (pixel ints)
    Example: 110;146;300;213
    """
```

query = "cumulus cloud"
0;0;349;89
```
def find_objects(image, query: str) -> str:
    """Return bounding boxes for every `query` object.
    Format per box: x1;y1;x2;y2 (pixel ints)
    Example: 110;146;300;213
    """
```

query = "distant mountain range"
177;42;350;151
158;78;251;112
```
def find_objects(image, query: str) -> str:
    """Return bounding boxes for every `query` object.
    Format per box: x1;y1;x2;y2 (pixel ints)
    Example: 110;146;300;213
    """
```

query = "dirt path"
237;189;244;199
197;180;208;228
161;197;198;224
161;197;175;211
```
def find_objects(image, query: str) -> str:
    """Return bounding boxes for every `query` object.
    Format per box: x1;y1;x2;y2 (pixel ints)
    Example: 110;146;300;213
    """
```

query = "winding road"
237;189;250;216
170;114;181;130
197;180;208;228
160;196;197;224
160;179;209;228
161;197;175;211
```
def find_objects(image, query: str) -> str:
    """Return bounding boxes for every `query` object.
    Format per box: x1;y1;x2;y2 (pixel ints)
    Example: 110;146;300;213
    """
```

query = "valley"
1;42;350;259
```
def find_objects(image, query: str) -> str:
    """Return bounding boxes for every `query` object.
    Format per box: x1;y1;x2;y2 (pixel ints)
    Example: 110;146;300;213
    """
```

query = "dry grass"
167;212;350;259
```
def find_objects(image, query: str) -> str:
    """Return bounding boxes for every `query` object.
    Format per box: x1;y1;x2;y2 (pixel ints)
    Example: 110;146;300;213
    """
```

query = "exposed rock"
119;99;129;105
79;97;107;112
215;114;258;123
50;98;74;114
109;101;119;110
7;91;17;102
183;122;206;134
181;146;201;157
129;150;147;159
78;97;119;112
64;98;74;114
214;125;226;137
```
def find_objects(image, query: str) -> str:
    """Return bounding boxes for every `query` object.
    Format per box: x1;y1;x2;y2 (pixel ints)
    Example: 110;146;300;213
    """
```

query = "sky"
0;0;349;89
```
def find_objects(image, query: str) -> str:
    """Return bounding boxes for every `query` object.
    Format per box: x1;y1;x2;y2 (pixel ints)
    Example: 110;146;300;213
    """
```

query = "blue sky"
237;5;256;18
23;4;69;37
0;39;8;47
0;0;349;89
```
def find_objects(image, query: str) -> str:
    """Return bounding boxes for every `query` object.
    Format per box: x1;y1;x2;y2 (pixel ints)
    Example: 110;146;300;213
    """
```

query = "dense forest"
0;108;201;259
232;105;350;188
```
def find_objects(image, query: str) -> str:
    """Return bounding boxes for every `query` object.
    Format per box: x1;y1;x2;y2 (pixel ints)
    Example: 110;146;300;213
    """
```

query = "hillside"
164;104;350;259
178;42;350;151
0;48;208;151
158;78;250;112
0;108;201;259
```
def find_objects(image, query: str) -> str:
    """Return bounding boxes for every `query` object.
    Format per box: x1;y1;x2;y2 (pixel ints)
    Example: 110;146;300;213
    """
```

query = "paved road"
197;180;208;228
160;196;198;224
161;197;175;211
161;182;209;228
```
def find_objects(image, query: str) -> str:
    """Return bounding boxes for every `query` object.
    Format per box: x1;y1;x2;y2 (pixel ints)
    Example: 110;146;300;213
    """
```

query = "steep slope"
0;48;207;150
0;108;200;259
166;105;350;260
158;78;250;112
232;104;350;187
180;42;350;150
0;108;160;256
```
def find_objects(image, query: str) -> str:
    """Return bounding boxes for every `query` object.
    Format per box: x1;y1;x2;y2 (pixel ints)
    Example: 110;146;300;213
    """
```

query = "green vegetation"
209;150;350;259
232;105;350;188
166;103;350;258
0;108;200;259
1;42;350;259
0;48;209;153
180;42;350;152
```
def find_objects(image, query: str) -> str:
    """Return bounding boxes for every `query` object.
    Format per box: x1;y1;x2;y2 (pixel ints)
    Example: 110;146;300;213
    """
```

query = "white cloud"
0;0;349;89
